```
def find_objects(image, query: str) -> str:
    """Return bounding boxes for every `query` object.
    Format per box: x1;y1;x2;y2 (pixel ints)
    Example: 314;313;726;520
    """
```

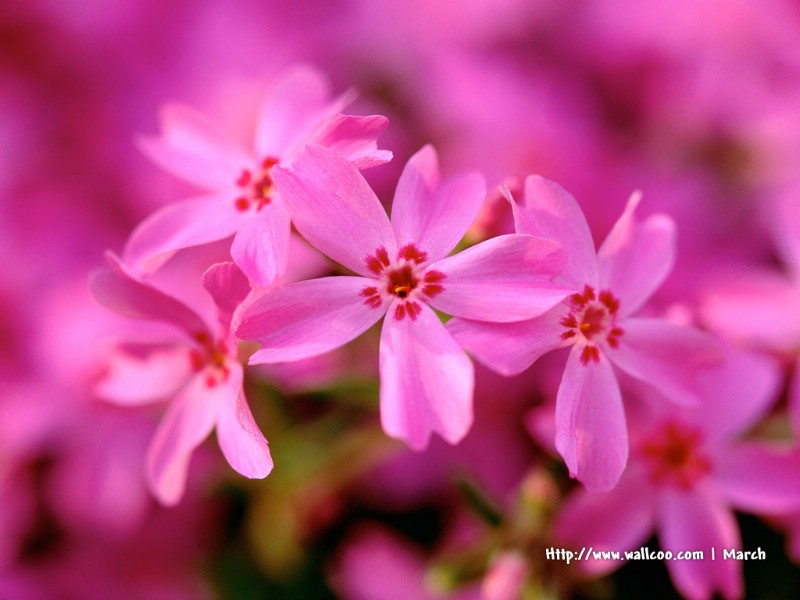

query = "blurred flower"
450;176;721;492
554;349;800;600
239;144;569;449
126;64;392;286
91;255;271;504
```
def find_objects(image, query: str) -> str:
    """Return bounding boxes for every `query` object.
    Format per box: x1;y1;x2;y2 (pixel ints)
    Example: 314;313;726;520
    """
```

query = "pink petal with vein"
391;145;485;262
379;303;474;450
202;262;251;329
714;444;800;512
239;276;386;363
309;114;393;170
90;253;207;335
139;104;251;189
230;201;291;288
700;269;800;351
428;234;569;322
254;65;336;159
555;346;627;493
693;348;780;442
273;145;396;276
597;193;676;317
96;346;191;406
554;468;655;576
123;193;239;274
216;386;273;479
610;318;721;406
145;369;238;505
447;308;565;376
511;175;598;288
658;486;741;600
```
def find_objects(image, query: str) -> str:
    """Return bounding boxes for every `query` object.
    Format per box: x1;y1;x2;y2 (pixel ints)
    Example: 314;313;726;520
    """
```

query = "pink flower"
553;349;800;600
90;255;272;505
125;64;392;287
329;523;481;600
237;144;569;449
701;190;800;433
448;176;720;492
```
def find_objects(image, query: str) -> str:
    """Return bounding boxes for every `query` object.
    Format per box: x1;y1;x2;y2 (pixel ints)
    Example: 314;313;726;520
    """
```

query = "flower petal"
379;303;474;450
90;253;207;336
597;192;676;317
307;114;393;170
610;318;722;406
216;387;273;479
427;234;570;322
773;189;800;276
138;103;251;190
554;468;656;576
390;145;486;262
96;346;191;406
791;356;800;435
511;175;598;287
714;444;800;513
238;276;386;363
272;144;396;276
123;193;240;274
555;345;628;493
202;262;251;329
254;64;341;159
230;201;291;288
693;348;781;442
658;485;742;600
145;368;239;505
700;268;800;352
447;308;565;376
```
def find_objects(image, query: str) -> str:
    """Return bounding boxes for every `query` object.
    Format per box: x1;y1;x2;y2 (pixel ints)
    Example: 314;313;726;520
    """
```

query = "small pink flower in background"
448;176;721;492
237;144;570;449
125;64;392;287
553;348;800;600
481;551;528;600
90;254;271;505
329;523;481;600
701;190;800;432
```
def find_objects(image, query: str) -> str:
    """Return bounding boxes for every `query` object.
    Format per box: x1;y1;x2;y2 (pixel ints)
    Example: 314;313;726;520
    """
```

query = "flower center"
234;156;280;212
639;421;712;490
188;332;231;388
359;244;446;321
560;284;623;364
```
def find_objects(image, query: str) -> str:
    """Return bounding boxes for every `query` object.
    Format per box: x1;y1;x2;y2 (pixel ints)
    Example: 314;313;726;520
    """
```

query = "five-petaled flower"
448;176;721;492
91;255;272;505
236;144;571;450
553;348;800;600
125;64;392;287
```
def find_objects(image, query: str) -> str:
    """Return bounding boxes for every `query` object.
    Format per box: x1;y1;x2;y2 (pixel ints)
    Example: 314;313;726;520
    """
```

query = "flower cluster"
5;3;800;599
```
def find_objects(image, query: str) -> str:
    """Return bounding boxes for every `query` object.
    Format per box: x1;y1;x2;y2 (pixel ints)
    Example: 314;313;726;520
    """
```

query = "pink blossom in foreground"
90;255;271;505
448;176;720;492
237;144;570;449
554;349;800;600
125;64;392;287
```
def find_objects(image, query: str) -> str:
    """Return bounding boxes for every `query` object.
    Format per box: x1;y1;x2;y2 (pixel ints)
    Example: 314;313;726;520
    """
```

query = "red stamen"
394;303;406;320
398;244;428;264
236;170;252;187
360;287;382;308
579;345;600;364
640;422;712;489
366;247;392;274
406;302;422;320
